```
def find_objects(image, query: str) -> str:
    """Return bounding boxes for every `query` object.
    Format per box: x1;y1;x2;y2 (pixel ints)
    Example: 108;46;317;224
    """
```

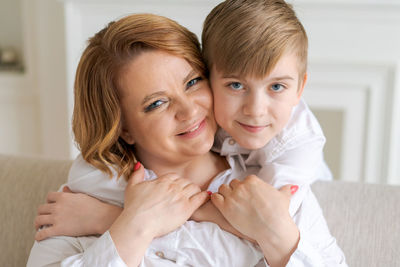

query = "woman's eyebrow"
141;91;165;105
183;69;197;84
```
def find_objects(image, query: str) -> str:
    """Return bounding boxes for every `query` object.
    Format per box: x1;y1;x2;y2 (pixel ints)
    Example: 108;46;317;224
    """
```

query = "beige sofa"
1;154;399;267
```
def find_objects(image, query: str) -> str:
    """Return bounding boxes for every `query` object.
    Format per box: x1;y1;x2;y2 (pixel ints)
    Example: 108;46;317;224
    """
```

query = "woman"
28;14;346;267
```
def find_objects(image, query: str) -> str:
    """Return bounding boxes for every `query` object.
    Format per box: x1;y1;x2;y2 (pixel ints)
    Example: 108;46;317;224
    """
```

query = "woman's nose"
175;96;198;121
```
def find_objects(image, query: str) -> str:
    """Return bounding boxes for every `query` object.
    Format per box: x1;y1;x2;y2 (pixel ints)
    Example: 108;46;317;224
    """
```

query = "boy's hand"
34;186;122;241
211;176;299;267
191;200;255;243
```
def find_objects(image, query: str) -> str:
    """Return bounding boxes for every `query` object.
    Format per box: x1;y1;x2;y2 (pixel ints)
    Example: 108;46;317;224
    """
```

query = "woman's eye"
186;77;202;89
144;99;165;112
271;83;284;92
229;82;243;91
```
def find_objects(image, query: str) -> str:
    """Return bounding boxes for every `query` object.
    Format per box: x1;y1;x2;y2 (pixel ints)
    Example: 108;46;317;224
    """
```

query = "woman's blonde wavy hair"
73;14;206;179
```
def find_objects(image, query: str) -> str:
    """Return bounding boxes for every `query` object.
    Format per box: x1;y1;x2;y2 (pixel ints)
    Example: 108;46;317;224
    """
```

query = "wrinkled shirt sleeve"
27;155;129;267
257;130;326;216
258;187;347;267
27;231;127;267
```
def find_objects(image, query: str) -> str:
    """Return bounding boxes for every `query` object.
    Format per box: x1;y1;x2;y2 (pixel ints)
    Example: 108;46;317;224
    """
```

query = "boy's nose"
243;93;269;117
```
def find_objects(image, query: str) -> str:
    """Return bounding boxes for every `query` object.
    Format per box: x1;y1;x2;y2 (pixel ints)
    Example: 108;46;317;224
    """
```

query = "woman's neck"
142;152;228;190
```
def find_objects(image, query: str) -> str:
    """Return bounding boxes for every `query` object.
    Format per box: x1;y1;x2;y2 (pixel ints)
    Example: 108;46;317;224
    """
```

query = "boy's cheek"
213;93;226;107
212;87;226;106
213;93;233;116
213;103;231;128
213;103;225;119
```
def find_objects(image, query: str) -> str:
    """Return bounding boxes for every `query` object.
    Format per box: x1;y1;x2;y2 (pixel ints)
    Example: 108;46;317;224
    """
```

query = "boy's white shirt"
27;151;346;266
213;98;332;216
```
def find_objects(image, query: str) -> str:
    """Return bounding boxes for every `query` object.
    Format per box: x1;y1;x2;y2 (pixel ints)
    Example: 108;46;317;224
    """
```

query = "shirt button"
155;251;165;258
228;139;236;145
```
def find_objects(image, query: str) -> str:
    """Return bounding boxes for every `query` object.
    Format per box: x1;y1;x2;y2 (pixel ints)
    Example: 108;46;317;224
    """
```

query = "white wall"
33;0;70;159
1;0;399;184
0;0;70;159
293;0;400;184
0;0;40;157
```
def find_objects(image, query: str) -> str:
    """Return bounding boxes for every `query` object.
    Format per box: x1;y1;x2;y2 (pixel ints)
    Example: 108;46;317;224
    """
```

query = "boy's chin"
236;137;270;150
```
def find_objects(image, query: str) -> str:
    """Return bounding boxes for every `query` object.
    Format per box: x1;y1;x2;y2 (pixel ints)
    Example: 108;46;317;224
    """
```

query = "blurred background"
0;0;399;184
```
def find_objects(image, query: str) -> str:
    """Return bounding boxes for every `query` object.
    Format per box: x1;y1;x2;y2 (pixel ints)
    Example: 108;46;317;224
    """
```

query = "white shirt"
213;98;332;216
27;153;346;267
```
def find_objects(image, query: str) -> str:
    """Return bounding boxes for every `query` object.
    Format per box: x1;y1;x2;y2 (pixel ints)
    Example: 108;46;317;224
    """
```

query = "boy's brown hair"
202;0;308;79
73;14;205;179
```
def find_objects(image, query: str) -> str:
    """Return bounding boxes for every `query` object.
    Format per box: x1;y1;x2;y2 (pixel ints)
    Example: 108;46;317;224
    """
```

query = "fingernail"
290;185;299;195
134;162;141;171
207;191;212;195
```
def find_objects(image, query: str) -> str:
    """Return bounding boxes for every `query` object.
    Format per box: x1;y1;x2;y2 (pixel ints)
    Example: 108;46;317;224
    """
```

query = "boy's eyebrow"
220;74;295;81
272;75;295;81
141;91;165;105
221;74;241;79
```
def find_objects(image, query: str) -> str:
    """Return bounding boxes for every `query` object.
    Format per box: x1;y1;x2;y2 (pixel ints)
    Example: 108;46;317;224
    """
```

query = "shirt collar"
213;128;252;156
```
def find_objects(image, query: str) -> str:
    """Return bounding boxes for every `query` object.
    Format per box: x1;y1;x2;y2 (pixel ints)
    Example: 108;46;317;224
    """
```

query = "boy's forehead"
211;51;302;79
211;67;297;81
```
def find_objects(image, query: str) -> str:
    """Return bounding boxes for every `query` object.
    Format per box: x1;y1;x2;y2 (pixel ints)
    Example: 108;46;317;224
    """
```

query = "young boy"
202;0;332;215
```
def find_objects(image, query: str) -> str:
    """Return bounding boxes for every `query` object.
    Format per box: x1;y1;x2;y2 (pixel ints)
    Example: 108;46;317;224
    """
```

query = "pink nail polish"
290;185;299;195
134;162;141;171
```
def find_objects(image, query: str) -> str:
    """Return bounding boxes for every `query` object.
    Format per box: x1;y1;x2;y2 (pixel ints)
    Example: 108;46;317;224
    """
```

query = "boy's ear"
120;129;135;145
295;72;307;102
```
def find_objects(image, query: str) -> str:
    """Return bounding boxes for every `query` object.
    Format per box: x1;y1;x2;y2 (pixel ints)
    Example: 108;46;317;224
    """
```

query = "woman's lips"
238;121;269;133
177;119;206;138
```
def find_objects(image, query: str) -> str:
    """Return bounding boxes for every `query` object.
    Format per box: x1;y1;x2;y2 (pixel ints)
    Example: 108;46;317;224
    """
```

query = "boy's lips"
237;121;270;133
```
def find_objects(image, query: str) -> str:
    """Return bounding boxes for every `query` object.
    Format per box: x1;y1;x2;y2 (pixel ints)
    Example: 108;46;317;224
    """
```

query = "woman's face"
118;50;217;169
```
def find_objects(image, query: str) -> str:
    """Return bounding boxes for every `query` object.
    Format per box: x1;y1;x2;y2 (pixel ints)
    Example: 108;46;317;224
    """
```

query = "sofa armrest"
312;180;400;267
0;154;72;267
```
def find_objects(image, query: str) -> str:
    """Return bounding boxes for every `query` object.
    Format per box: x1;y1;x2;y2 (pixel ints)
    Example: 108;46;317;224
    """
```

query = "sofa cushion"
312;181;400;267
0;154;71;267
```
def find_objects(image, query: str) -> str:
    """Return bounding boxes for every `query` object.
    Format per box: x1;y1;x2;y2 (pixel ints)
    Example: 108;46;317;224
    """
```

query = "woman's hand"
109;162;209;266
211;175;300;267
34;186;122;241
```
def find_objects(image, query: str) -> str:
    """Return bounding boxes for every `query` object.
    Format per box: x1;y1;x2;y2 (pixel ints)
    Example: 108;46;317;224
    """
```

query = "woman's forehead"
118;50;195;97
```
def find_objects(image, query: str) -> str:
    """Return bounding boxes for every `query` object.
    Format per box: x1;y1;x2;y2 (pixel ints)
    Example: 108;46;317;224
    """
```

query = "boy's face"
210;53;306;150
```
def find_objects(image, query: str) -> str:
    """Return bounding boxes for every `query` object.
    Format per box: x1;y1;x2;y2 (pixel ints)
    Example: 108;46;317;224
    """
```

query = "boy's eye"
229;82;244;91
144;99;166;112
186;77;203;89
271;83;284;92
